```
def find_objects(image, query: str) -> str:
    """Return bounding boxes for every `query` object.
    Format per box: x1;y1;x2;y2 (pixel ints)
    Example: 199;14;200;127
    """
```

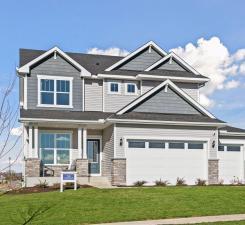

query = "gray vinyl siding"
142;80;199;101
27;54;83;111
19;77;24;103
133;87;201;115
85;79;103;111
119;48;162;71
104;79;140;112
102;125;114;180
115;124;217;158
157;58;186;71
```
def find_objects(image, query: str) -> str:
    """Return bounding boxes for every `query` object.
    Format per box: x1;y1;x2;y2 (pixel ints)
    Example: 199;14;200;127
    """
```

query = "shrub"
176;177;186;186
36;179;48;188
155;179;169;187
195;178;206;186
133;180;147;187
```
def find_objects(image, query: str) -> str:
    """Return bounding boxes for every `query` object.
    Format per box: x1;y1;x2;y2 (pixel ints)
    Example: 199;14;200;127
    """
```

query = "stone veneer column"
76;159;89;177
112;158;126;186
25;158;41;177
208;159;219;184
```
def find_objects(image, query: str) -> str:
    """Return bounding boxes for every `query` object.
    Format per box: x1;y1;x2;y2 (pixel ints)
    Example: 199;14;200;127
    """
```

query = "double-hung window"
40;132;71;165
108;81;120;94
38;75;73;107
126;83;137;95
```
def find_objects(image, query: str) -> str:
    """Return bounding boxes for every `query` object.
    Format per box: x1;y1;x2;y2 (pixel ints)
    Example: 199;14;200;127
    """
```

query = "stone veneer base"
76;159;89;177
208;159;219;184
112;158;126;186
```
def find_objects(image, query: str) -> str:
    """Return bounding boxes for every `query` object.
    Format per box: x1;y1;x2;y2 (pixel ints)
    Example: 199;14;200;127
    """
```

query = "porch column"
82;128;87;159
28;124;33;157
78;127;82;158
23;125;29;158
33;125;38;158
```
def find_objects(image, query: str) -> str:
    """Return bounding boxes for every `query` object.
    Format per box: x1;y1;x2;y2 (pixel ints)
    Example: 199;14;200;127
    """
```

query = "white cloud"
240;63;245;74
87;47;129;57
224;80;240;90
10;126;22;136
171;37;245;107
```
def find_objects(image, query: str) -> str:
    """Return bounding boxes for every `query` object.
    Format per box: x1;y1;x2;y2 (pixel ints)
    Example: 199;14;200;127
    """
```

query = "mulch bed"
6;184;93;195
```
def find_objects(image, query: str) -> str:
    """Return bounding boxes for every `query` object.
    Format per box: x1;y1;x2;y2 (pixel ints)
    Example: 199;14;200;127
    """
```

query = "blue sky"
0;0;245;170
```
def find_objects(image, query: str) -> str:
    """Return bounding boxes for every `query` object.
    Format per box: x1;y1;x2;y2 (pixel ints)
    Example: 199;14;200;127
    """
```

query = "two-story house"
17;41;245;187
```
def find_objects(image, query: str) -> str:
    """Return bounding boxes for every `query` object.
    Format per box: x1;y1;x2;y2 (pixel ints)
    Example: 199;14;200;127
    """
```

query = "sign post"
60;171;77;192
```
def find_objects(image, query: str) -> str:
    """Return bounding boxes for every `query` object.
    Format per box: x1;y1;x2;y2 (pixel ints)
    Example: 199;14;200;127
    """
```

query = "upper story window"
38;75;73;108
126;83;137;95
108;81;120;94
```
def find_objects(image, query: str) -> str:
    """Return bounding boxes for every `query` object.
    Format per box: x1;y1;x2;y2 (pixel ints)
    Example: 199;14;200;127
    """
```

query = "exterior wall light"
120;138;123;146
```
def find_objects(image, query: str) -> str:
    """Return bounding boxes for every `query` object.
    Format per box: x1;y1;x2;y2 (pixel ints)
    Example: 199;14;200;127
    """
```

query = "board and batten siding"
115;124;217;159
119;48;162;71
27;54;83;111
141;80;199;101
102;125;114;180
104;79;140;112
85;79;103;111
133;87;201;115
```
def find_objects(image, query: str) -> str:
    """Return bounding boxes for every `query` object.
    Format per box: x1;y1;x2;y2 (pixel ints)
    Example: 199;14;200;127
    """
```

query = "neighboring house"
17;41;245;187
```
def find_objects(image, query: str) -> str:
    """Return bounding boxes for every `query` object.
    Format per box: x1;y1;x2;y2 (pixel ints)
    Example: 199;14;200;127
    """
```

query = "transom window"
169;142;185;149
38;75;73;107
108;82;120;94
40;132;71;165
126;83;137;95
218;144;241;152
128;140;145;148
188;142;204;149
149;140;165;149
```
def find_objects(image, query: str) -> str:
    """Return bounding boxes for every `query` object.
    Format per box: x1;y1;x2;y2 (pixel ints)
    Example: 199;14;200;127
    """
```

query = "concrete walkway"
95;214;245;225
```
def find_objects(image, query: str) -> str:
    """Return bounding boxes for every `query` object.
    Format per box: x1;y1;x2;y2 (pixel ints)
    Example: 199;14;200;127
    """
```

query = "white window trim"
125;82;138;95
37;75;73;108
39;131;72;166
107;81;121;95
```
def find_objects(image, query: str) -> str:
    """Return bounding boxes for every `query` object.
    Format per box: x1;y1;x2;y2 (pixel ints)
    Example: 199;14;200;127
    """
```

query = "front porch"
22;122;113;187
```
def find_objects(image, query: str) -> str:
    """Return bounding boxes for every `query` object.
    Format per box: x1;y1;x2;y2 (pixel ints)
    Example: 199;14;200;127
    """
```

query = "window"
149;140;165;149
108;82;120;94
128;140;145;148
169;142;185;149
40;132;71;165
188;142;204;149
227;145;241;152
126;83;137;95
218;145;225;151
38;75;73;107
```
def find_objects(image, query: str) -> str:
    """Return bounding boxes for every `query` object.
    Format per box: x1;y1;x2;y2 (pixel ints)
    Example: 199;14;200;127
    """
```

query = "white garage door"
126;139;207;185
218;144;244;184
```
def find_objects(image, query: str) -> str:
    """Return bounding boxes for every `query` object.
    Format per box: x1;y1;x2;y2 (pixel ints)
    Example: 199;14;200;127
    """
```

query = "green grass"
0;186;245;225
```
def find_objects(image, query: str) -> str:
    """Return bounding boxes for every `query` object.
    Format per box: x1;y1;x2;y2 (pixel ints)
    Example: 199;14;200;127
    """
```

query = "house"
17;41;245;187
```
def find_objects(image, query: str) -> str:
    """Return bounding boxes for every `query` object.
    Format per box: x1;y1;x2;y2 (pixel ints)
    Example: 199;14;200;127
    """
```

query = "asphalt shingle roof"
220;126;245;133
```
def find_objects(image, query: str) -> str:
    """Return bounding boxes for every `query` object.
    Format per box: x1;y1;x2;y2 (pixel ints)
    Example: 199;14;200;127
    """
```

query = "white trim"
102;78;105;112
87;135;102;176
114;124;117;158
28;125;33;158
17;46;91;77
23;76;28;109
107;118;225;127
37;75;73;108
116;79;216;118
82;78;85;111
107;80;121;95
105;41;167;71
145;52;200;75
78;128;82;158
98;74;138;80
220;129;245;136
125;82;138;95
82;128;87;159
34;125;38;158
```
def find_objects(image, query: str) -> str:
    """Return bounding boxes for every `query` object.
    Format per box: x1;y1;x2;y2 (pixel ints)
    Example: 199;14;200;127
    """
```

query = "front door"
87;139;100;174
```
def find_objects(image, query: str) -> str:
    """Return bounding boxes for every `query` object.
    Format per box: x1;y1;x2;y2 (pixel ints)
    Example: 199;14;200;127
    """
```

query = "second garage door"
126;139;207;185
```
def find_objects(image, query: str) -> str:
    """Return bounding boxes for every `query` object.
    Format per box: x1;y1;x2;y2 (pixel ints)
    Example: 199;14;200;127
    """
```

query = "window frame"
108;81;121;95
125;82;137;95
169;141;185;149
37;75;73;108
39;131;72;166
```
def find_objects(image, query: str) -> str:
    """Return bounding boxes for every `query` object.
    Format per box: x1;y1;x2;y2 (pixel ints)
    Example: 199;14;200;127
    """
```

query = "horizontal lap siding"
85;79;103;111
28;54;83;110
115;124;216;158
104;79;140;112
119;48;162;71
157;59;186;71
102;125;114;180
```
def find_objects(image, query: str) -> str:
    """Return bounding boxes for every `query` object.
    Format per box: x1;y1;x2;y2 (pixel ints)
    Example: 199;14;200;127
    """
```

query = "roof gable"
145;52;200;75
105;41;167;71
117;79;215;118
156;58;187;71
17;47;91;77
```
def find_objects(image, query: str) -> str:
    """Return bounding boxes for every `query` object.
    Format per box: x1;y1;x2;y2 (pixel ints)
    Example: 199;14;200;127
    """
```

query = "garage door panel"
126;148;206;185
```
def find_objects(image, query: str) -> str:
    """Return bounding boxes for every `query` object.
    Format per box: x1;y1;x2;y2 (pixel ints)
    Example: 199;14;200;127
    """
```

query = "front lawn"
0;186;245;225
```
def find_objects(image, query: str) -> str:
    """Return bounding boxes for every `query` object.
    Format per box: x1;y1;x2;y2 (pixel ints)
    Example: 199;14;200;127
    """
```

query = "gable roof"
105;41;167;71
145;52;200;75
116;79;216;118
17;47;92;77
